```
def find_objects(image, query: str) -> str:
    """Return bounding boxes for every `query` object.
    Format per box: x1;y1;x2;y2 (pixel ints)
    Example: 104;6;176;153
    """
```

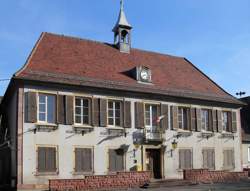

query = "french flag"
155;115;165;123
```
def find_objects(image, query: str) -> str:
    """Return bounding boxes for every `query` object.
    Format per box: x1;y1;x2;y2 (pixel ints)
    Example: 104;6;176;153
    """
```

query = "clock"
140;69;149;81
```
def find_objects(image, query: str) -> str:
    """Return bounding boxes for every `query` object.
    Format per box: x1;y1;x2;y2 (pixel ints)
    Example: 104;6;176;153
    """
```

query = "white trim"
248;147;250;163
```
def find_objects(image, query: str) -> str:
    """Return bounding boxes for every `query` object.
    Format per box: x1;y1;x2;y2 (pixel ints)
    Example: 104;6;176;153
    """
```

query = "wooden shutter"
25;92;37;123
185;149;192;169
57;95;65;124
172;106;178;130
109;149;116;172
38;147;46;172
186;108;191;131
202;150;208;169
217;110;223;133
124;101;131;128
47;147;56;172
208;110;213;132
191;108;197;131
135;102;144;129
65;96;74;125
75;148;82;172
160;104;168;130
212;110;218;132
179;150;185;169
203;149;215;169
196;109;202;132
116;149;124;171
232;112;237;133
92;98;100;127
100;99;107;127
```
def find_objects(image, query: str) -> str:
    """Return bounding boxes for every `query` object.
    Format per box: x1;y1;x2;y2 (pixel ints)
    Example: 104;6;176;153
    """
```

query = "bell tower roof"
112;0;132;32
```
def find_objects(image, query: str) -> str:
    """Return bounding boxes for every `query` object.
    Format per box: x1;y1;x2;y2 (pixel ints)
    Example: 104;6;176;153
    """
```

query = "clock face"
140;70;149;81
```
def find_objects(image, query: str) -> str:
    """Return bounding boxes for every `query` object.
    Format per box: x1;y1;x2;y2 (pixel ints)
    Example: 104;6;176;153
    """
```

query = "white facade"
20;86;243;185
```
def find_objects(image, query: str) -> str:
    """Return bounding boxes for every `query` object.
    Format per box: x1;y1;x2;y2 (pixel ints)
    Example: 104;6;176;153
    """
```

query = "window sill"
221;131;233;135
35;171;59;176
72;171;94;176
106;126;124;130
73;125;94;129
35;123;58;127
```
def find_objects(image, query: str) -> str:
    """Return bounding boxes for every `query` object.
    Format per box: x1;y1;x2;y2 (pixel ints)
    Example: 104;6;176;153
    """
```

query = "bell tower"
113;0;132;53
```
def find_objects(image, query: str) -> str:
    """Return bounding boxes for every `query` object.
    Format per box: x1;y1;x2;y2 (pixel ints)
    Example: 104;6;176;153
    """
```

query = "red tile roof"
15;32;241;105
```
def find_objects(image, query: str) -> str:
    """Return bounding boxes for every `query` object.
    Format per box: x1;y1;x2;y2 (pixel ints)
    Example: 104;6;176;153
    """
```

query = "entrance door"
146;149;162;179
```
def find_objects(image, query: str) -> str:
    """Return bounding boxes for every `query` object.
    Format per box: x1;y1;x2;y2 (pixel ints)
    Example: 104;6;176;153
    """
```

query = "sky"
0;0;249;97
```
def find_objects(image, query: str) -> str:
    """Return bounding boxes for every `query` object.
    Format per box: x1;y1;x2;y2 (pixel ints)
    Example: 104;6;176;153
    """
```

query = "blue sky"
0;0;249;97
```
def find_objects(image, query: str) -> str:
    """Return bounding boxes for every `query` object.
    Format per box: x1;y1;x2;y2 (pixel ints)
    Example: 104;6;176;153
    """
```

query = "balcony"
144;126;163;143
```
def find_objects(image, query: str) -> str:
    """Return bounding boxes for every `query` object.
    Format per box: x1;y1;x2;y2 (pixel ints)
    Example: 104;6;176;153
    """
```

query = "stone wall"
184;169;248;183
49;171;151;191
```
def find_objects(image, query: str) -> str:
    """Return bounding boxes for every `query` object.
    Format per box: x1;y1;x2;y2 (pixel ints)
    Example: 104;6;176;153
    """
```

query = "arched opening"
121;30;129;44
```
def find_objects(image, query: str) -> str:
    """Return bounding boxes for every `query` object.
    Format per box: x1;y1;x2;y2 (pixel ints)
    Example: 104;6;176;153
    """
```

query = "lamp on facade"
171;139;178;150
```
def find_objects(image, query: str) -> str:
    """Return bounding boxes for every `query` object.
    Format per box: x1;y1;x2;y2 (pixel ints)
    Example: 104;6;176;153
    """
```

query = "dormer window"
136;66;152;83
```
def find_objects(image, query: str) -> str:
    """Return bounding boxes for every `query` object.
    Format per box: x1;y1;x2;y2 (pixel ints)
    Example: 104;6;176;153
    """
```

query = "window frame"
178;107;189;130
107;100;122;127
222;111;230;132
179;148;193;170
223;148;235;170
248;147;250;163
74;97;91;126
144;104;158;128
73;146;94;174
201;109;209;131
37;93;56;124
36;145;58;175
202;148;215;170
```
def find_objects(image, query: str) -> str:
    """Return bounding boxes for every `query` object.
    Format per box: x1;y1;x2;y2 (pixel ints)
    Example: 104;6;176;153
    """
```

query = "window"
203;149;215;169
201;109;209;131
109;149;125;172
248;147;250;162
145;104;158;127
223;149;235;169
37;146;57;173
179;149;192;169
178;107;189;130
75;148;93;173
108;101;121;126
38;94;56;124
75;97;90;125
222;111;229;132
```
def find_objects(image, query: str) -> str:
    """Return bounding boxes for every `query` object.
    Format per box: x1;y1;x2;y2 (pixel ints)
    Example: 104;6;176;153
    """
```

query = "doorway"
146;149;162;179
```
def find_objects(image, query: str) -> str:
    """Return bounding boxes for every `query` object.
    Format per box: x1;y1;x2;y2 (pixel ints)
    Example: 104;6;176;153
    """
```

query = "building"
240;97;250;169
0;1;245;190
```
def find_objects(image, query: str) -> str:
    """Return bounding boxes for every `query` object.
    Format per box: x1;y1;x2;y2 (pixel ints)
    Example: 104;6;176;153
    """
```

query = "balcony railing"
144;126;163;142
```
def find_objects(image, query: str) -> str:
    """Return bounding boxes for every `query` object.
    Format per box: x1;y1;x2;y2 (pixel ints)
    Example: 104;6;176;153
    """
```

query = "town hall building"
0;1;245;190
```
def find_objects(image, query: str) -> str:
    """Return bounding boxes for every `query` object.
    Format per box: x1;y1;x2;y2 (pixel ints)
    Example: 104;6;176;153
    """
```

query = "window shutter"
172;106;178;130
86;149;92;172
202;150;208;169
217;110;223;133
38;147;46;172
135;102;144;129
160;104;168;130
212;149;215;170
196;109;202;132
88;99;92;126
75;148;82;172
186;149;192;169
57;95;65;124
208;110;213;132
116;150;124;171
187;108;191;131
109;149;116;172
212;110;218;132
92;98;100;127
100;99;107;127
124;101;131;128
179;150;185;169
120;101;124;127
65;96;74;125
25;92;37;123
231;150;235;168
191;108;197;131
232;112;237;133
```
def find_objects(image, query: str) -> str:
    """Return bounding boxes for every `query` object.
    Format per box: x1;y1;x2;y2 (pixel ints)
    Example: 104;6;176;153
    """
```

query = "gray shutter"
25;92;37;123
231;150;235;168
212;149;215;169
202;150;207;169
92;98;100;127
172;106;178;130
191;108;196;131
50;147;56;171
88;99;92;125
116;150;124;171
160;104;168;130
75;148;82;172
208;110;213;132
232;112;237;133
212;110;218;132
186;150;192;169
124;101;131;128
135;102;144;129
196;109;202;132
100;99;107;127
65;96;74;125
223;150;226;168
57;95;65;124
187;108;191;131
109;149;116;172
38;147;46;172
179;150;185;169
86;149;92;172
217;111;223;133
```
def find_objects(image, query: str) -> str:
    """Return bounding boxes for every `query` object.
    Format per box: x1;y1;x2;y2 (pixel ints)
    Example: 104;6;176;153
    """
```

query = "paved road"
127;182;250;191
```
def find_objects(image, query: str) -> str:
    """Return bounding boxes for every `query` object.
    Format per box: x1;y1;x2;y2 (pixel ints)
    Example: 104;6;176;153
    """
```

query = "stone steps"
142;179;197;188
